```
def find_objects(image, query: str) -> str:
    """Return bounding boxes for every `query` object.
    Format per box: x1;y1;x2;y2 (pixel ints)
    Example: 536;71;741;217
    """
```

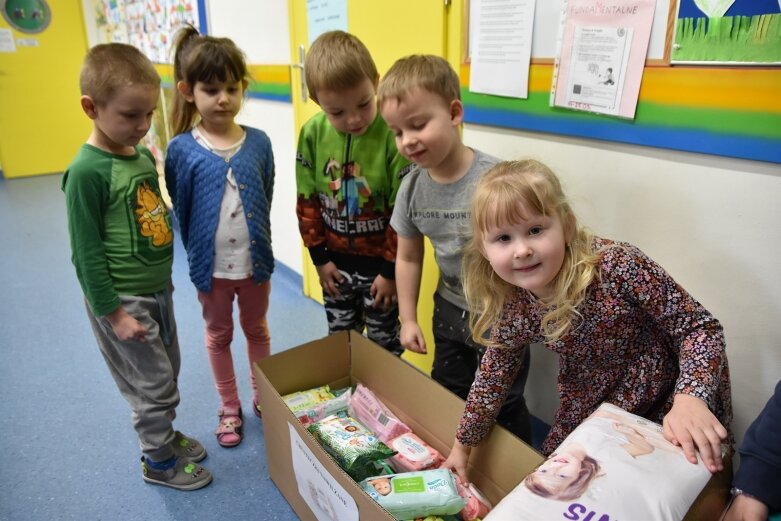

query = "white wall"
236;100;301;274
208;0;301;274
464;124;781;444
207;0;290;64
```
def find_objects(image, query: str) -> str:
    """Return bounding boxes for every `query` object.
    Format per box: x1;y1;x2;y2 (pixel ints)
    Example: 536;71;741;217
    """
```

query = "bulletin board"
461;0;781;164
466;0;675;64
90;0;206;63
89;0;207;162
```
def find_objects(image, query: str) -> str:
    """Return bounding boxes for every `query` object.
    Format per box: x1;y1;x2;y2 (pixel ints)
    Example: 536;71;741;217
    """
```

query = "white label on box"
289;423;359;521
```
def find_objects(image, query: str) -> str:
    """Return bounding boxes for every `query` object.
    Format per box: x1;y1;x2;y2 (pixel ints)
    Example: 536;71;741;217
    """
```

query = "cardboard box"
254;331;544;520
254;331;729;520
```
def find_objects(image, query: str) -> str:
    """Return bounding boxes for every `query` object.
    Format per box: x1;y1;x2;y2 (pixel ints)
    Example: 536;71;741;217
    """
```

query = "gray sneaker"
173;431;207;462
141;457;212;491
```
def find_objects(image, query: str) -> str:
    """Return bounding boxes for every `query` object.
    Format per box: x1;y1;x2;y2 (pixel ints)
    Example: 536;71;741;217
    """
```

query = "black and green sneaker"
173;431;207;462
141;456;212;491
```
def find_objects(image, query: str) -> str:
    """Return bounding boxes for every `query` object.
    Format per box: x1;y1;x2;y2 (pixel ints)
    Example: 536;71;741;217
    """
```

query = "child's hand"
106;307;147;342
400;322;426;353
315;262;345;297
663;393;728;473
722;493;769;521
441;441;472;486
370;275;397;311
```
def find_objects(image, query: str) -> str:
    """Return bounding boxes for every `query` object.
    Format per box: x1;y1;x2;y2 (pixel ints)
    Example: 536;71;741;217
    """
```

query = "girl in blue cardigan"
165;25;275;448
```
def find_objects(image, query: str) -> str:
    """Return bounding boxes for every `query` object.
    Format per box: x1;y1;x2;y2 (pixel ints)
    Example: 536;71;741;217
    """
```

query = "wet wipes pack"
388;432;445;473
307;414;396;481
348;383;412;444
360;469;466;520
283;385;335;413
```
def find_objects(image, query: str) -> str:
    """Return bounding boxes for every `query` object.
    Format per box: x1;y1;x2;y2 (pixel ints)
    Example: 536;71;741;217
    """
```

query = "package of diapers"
349;383;412;444
485;403;713;521
307;414;396;481
388;432;445;473
360;469;466;520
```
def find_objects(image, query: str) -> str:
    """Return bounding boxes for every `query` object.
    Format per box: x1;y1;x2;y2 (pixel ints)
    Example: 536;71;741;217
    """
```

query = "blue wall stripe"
246;92;293;103
465;107;781;164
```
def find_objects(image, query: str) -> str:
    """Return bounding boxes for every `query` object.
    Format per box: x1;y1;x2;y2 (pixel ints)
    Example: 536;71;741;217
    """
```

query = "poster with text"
551;0;656;119
469;0;536;99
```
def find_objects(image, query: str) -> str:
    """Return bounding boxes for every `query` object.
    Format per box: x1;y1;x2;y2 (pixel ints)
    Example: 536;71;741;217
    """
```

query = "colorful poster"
672;0;781;64
92;0;199;64
90;0;200;164
550;0;656;119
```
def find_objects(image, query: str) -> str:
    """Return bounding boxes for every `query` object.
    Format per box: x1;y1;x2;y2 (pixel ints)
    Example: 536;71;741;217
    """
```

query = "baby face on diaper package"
360;469;466;520
485;403;713;521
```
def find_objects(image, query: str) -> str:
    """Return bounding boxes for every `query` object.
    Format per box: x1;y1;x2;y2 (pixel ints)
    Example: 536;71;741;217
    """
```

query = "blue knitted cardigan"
164;126;275;292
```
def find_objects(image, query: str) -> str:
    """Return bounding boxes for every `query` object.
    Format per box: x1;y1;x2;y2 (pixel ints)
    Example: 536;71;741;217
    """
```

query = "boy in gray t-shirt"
379;55;531;443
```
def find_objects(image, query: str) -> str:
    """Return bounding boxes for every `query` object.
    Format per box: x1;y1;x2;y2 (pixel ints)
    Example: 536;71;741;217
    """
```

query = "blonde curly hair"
463;159;601;346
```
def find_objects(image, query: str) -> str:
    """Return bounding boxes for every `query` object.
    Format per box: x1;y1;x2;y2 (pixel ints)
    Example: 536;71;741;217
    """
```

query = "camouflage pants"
324;270;402;355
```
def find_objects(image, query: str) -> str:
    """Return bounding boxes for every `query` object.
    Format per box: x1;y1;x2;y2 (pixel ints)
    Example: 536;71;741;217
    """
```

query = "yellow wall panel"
0;2;91;178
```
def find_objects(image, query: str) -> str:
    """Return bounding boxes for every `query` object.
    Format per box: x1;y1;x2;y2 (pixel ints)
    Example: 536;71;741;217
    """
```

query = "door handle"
291;44;307;102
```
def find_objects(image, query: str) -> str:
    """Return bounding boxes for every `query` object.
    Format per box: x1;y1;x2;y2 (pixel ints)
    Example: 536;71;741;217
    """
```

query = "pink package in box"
348;383;411;444
455;475;492;520
485;403;713;521
388;432;445;473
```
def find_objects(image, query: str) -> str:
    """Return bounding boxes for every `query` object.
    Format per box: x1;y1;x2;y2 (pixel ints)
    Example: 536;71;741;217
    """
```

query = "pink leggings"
197;277;271;409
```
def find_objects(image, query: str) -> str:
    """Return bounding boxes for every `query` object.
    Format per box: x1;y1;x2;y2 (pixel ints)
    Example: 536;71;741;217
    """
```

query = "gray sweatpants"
86;285;180;461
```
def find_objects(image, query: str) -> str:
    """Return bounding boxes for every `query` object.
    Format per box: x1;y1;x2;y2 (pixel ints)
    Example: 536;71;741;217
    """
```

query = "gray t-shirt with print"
390;149;500;310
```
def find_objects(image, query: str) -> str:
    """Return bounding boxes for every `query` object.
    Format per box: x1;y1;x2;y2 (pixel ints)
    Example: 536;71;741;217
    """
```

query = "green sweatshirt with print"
62;144;174;316
295;112;410;278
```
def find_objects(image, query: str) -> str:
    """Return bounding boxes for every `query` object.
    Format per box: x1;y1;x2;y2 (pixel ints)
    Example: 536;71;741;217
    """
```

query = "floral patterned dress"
456;238;733;455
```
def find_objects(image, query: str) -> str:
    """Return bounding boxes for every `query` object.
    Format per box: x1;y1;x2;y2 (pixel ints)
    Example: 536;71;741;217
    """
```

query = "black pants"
430;293;532;443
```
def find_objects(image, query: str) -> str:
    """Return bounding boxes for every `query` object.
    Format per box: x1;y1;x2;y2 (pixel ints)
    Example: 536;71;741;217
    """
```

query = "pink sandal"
215;408;243;448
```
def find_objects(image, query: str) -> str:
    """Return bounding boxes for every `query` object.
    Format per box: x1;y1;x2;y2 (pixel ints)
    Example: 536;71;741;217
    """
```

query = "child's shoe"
253;399;262;419
215;407;243;447
141;456;212;491
173;431;207;462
